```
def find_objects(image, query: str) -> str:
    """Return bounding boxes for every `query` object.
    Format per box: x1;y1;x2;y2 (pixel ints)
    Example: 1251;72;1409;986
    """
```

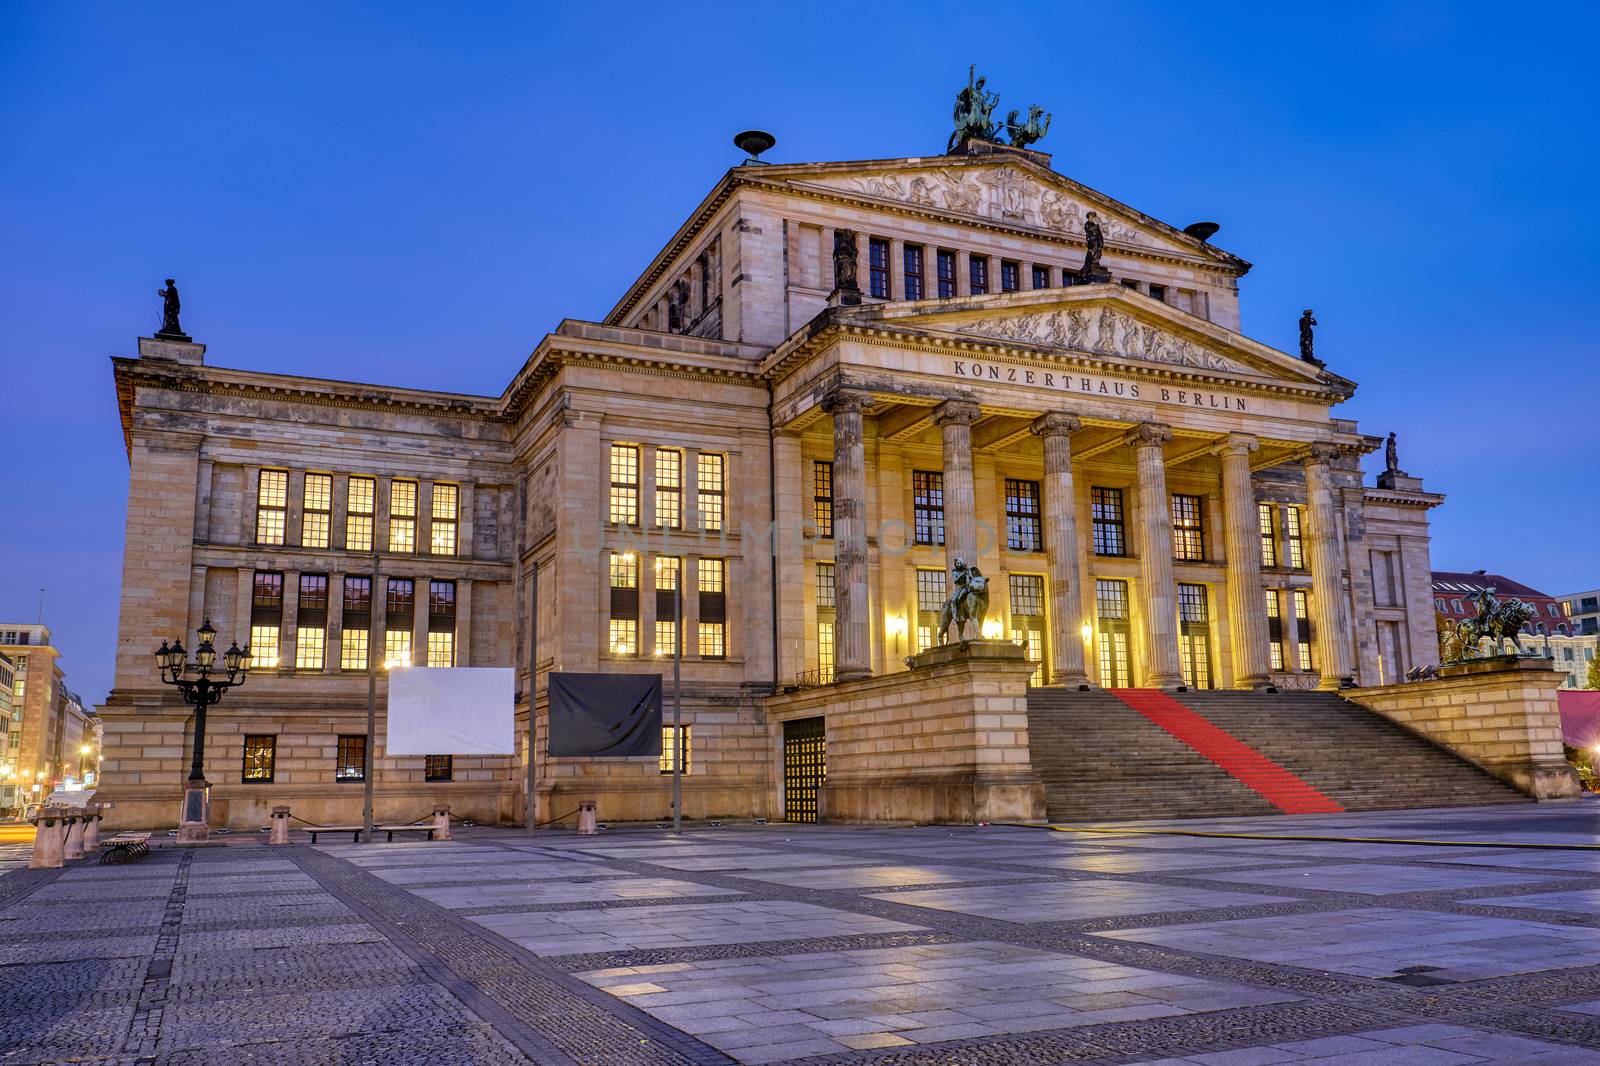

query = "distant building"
1559;588;1600;637
0;625;97;805
1431;572;1597;689
0;653;13;810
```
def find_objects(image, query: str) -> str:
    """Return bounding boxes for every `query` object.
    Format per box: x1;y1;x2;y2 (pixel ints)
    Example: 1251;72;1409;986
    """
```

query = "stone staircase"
1025;687;1528;823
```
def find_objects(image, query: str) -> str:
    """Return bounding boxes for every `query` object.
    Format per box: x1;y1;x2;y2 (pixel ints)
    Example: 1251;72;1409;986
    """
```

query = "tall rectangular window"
341;577;371;671
241;735;276;784
1031;264;1051;290
1009;573;1047;685
655;449;682;529
903;244;924;300
1293;590;1314;671
346;476;375;551
813;461;833;538
384;578;414;668
816;562;836;683
1095;579;1132;688
296;573;328;670
654;557;680;657
1259;503;1278;568
1284;507;1306;569
1092;487;1126;556
1006;479;1042;552
1178;583;1212;689
609;552;638;656
913;471;945;546
425;754;453;782
256;470;288;545
302;473;331;549
1172;494;1204;561
698;558;726;658
868;237;890;299
659;725;691;775
609;444;640;525
815;562;836;608
427;580;455;667
969;255;989;295
336;735;366;782
249;571;283;669
1000;260;1020;293
431;483;458;556
1266;589;1285;671
936;249;956;298
696;453;725;532
389;480;417;553
915;569;947;653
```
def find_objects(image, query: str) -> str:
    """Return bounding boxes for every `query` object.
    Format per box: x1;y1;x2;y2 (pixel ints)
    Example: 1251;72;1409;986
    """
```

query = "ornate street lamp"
155;618;248;842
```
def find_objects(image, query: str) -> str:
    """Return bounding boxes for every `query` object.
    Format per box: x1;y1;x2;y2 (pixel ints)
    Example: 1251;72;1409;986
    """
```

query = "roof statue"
156;278;188;340
1066;211;1112;285
1298;308;1324;367
1385;432;1400;476
947;66;1050;153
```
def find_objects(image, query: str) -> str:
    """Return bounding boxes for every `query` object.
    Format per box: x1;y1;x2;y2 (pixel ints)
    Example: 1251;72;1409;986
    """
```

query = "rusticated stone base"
767;640;1045;825
1346;656;1580;801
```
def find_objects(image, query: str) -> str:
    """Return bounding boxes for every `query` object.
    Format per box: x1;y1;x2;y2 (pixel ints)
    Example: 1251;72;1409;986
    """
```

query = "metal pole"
672;572;682;835
362;550;378;843
526;561;538;836
188;693;207;781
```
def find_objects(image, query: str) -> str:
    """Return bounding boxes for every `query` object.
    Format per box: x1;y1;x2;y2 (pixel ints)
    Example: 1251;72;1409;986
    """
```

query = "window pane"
390;481;417;517
698;621;725;658
384;628;413;669
424;754;453;782
248;624;280;669
431;483;457;521
1006;479;1042;552
609;618;638;656
1009;574;1044;616
242;735;275;783
1258;503;1278;568
1172;494;1204;561
655;449;682;529
697;558;724;593
812;461;833;538
913;471;945;546
1092;487;1125;556
659;725;691;775
295;626;325;670
341;628;369;670
336;735;366;782
697;454;724;532
255;469;288;545
816;563;835;608
426;631;455;668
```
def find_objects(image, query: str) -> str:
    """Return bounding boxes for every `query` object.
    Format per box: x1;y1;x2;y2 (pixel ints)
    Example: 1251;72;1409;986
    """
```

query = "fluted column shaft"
1129;423;1183;688
1032;413;1088;686
1214;434;1271;688
932;400;982;576
825;390;873;680
1303;444;1353;689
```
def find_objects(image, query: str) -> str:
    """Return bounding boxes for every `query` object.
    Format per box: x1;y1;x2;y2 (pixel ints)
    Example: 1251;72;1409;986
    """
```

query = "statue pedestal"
828;286;862;307
1376;470;1422;491
139;335;206;366
176;779;210;844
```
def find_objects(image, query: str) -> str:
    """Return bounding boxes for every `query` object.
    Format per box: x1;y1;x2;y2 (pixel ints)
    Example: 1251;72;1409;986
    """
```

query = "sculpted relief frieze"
812;168;1145;243
952;308;1249;374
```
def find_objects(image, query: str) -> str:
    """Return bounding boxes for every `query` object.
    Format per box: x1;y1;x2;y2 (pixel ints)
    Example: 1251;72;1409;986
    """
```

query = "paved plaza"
7;805;1600;1063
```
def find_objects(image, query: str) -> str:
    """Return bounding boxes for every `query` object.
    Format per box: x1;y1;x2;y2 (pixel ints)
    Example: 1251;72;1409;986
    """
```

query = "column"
889;238;905;300
932;400;981;574
458;483;476;560
823;389;873;681
456;579;473;667
1128;422;1183;688
1303;444;1354;689
1213;434;1271;689
1031;413;1088;686
287;471;304;547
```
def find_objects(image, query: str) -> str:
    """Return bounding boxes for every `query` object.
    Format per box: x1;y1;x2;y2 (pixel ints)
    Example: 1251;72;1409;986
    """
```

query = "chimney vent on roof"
1183;221;1220;242
733;130;777;165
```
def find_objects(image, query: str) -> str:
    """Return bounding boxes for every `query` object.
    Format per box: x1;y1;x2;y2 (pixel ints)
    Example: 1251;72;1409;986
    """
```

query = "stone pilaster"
1127;422;1182;688
931;400;982;575
772;431;806;682
1303;444;1354;689
456;579;473;667
823;389;873;681
1213;434;1271;689
1030;413;1088;687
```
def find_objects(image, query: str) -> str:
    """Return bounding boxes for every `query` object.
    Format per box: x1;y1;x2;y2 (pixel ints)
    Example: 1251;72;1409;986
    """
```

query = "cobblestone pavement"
9;803;1600;1063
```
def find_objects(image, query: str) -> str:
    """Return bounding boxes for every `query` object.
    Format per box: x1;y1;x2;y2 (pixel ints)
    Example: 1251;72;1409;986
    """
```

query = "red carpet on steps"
1108;689;1345;814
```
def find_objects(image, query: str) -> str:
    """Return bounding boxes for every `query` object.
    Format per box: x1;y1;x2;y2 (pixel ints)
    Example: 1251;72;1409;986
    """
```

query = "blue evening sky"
2;2;1596;704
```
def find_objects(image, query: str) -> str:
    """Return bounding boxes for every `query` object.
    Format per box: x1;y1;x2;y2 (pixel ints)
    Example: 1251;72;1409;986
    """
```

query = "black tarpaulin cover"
547;672;663;757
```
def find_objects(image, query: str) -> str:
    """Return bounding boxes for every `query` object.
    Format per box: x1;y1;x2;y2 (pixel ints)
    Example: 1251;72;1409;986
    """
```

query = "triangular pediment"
769;156;1238;267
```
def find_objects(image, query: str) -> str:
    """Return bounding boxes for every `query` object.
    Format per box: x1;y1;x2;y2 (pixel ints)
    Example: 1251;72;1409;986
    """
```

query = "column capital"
1123;421;1173;449
1304;442;1342;467
1029;412;1082;438
821;388;874;416
930;399;983;427
1210;432;1259;458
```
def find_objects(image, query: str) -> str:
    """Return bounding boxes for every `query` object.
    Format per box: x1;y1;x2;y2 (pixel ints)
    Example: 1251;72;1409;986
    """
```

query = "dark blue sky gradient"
2;2;1596;704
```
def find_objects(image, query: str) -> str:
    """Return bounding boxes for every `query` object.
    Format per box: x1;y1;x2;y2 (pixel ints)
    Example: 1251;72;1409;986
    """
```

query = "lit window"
697;454;725;532
868;237;890;299
817;620;836;683
1266;589;1285;671
1259;503;1278;568
698;558;726;658
1285;507;1306;569
431;484;458;556
1006;479;1042;552
341;576;371;671
1177;583;1212;690
915;568;947;652
1092;487;1125;556
913;471;945;546
341;627;369;671
295;574;328;670
1294;590;1314;671
654;557;680;656
241;736;275;784
425;754;453;782
336;735;366;782
813;461;833;538
256;470;287;545
610;552;639;656
295;626;325;671
609;444;639;525
385;629;413;669
346;477;375;551
384;578;414;668
248;571;283;668
302;473;331;548
1172;494;1204;561
1009;573;1046;685
426;631;455;668
248;624;280;670
698;622;725;658
655;450;682;529
427;580;455;666
816;563;835;608
389;481;417;553
609;618;638;657
659;725;691;775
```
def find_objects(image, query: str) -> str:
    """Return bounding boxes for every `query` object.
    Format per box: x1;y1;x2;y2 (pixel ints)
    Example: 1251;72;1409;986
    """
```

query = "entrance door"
1095;579;1132;688
1177;583;1213;689
783;717;826;823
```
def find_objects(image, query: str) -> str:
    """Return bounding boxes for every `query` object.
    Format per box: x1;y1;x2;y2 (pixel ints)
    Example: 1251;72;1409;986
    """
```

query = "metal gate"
782;716;826;823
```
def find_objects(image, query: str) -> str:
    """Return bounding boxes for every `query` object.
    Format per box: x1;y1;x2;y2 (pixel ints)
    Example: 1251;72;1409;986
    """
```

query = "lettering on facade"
948;359;1247;411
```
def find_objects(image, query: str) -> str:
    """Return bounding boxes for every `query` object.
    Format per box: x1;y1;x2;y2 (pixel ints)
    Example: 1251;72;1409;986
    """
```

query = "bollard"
269;805;291;845
28;805;65;869
577;800;598;835
83;803;101;853
431;805;451;841
62;808;86;861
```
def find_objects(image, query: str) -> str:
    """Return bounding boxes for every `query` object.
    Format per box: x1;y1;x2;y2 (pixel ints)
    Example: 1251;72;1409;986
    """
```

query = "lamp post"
155;617;249;842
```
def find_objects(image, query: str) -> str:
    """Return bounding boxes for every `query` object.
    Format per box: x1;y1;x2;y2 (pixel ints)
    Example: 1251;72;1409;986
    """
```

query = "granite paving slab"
1183;862;1563;896
876;879;1298;923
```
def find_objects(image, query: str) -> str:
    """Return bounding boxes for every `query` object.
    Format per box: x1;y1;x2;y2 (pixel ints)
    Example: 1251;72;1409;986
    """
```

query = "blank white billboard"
386;667;515;755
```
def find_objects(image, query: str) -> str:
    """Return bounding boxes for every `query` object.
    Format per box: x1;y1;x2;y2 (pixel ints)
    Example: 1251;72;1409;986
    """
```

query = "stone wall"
765;640;1044;824
1346;656;1580;800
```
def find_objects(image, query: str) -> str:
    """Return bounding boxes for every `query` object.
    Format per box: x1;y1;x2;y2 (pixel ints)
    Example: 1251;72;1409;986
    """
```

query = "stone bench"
99;832;151;865
304;825;436;844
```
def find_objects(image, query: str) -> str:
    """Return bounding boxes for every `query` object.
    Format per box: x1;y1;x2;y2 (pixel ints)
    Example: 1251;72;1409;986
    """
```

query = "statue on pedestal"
948;66;1000;151
832;229;861;304
156;278;187;338
1066;212;1110;285
937;558;991;645
1298;308;1324;367
1385;432;1400;476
